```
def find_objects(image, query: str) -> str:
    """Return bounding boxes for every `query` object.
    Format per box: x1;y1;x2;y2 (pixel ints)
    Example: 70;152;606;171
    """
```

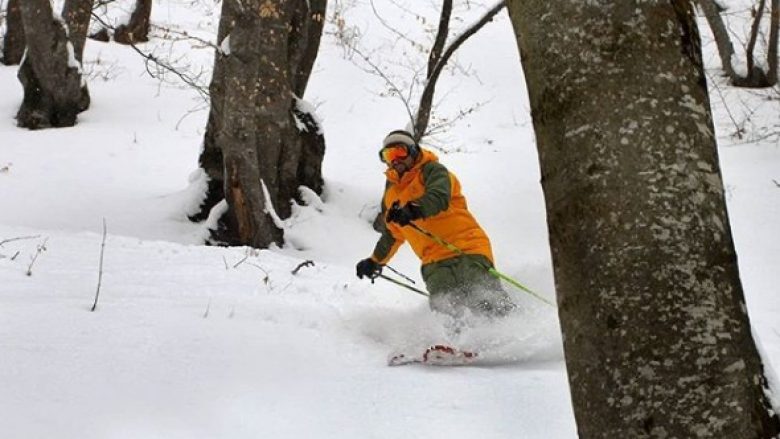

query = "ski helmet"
380;130;419;162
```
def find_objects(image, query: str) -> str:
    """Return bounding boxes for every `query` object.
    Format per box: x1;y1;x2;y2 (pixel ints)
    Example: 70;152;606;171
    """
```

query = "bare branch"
349;44;416;127
26;237;49;277
233;254;250;268
90;219;107;312
90;12;210;100
0;235;41;247
414;0;506;140
291;260;315;275
369;0;422;51
203;298;211;318
427;0;452;76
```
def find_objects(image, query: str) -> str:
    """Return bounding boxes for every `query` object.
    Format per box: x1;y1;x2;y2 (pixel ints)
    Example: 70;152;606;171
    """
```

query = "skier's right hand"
356;258;381;280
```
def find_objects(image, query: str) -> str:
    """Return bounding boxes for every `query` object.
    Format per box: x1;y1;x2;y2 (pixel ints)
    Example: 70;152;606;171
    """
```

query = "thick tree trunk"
2;0;25;65
506;1;780;437
188;0;237;223
194;0;327;249
218;1;296;247
16;0;93;129
114;0;152;45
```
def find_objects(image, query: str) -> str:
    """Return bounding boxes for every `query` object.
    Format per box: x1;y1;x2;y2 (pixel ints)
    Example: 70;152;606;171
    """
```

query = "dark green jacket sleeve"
371;181;404;263
417;162;451;218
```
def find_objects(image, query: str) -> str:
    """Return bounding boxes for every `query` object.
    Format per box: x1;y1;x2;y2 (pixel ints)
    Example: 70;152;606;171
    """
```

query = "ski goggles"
380;144;409;164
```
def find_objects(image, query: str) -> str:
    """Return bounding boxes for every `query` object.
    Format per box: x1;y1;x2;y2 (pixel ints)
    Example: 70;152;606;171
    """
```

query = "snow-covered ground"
1;2;778;438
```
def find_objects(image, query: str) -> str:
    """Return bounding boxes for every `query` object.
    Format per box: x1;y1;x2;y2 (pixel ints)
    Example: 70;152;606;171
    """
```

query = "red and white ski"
388;345;478;366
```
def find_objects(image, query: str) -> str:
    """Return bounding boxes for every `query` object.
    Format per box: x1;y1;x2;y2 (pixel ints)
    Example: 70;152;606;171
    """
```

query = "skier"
356;129;515;318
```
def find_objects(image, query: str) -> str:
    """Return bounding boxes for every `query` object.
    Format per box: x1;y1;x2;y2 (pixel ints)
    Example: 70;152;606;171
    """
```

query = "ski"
388;345;478;366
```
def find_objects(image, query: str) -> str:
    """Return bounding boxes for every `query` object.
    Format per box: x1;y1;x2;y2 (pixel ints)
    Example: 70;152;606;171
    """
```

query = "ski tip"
387;345;479;367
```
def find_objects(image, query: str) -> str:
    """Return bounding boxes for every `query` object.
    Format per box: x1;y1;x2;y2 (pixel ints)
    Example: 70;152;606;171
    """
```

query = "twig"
0;235;41;247
90;12;210;100
91;219;108;312
348;45;416;126
773;179;780;187
706;71;743;139
233;254;250;268
203;298;211;318
291;260;315;275
26;238;49;277
150;24;220;51
247;262;270;285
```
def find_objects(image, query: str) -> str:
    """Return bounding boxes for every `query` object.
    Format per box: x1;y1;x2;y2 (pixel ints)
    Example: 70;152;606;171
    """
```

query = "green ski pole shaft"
407;222;554;307
487;268;555;307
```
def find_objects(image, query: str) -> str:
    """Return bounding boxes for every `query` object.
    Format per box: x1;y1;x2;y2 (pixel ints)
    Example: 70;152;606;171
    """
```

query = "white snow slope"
1;1;778;438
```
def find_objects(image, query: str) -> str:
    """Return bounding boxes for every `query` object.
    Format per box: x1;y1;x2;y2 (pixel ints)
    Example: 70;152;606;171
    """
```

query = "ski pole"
383;264;417;284
406;222;554;307
377;273;429;297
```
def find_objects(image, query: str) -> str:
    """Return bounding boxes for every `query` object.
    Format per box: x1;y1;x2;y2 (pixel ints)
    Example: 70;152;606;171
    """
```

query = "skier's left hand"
386;202;423;226
356;258;382;280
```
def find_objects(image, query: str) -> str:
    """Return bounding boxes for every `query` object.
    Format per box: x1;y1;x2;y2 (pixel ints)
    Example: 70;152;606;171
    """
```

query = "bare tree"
113;0;152;44
698;0;779;87
413;1;505;141
191;0;327;248
16;0;93;129
1;0;24;65
331;1;504;144
506;0;780;437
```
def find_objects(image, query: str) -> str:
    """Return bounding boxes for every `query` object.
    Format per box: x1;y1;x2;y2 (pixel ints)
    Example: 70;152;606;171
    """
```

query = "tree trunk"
697;0;737;79
16;0;93;129
62;0;93;111
2;0;25;65
188;0;237;223
287;0;327;200
767;0;779;85
114;0;152;45
506;1;780;437
194;0;327;250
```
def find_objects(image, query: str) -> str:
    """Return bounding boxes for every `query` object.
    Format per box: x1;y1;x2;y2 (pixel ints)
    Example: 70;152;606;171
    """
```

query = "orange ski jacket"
371;149;494;267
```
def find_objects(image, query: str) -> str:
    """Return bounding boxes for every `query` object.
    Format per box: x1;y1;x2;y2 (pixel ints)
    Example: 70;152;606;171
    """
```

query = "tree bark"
2;0;25;65
198;0;327;248
767;0;779;84
188;0;237;223
114;0;152;45
287;0;326;201
697;0;737;79
62;0;93;62
62;0;93;111
506;0;780;437
16;0;93;129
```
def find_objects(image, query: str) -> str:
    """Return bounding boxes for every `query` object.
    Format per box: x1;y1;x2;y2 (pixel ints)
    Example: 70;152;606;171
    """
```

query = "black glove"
386;201;423;226
356;258;381;280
